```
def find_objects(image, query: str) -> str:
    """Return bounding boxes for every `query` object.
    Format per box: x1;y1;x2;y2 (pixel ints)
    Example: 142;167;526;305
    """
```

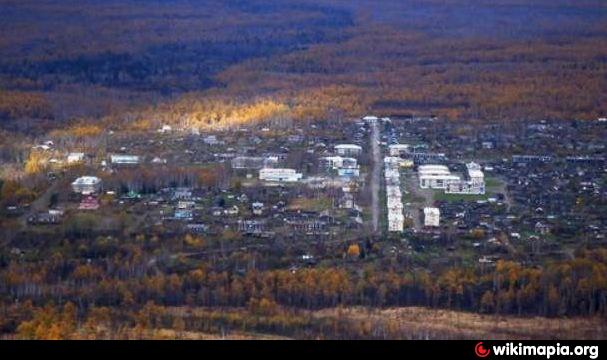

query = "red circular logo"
475;342;491;358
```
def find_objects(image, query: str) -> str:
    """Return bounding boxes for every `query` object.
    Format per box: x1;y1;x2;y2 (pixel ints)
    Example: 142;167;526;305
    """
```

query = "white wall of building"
424;207;440;227
259;168;302;182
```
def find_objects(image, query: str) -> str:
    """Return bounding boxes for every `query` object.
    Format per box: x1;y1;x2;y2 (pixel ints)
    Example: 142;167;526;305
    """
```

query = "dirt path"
403;172;433;230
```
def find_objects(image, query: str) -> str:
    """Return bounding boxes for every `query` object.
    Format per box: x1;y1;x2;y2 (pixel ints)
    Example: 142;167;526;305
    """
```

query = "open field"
10;305;603;340
312;307;607;340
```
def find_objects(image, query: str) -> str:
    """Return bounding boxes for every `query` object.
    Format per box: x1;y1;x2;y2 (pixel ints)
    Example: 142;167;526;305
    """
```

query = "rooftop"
72;176;101;185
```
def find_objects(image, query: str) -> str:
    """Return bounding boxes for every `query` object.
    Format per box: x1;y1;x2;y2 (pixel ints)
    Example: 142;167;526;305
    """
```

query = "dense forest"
1;234;606;339
1;0;606;134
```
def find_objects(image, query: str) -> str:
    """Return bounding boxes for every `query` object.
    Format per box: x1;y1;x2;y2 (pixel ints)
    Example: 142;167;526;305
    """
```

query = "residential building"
320;156;359;178
335;144;363;157
252;202;264;215
418;165;460;189
71;176;102;195
512;155;553;163
384;156;404;232
389;144;411;157
231;156;265;170
110;154;140;165
320;156;345;169
338;167;360;178
445;162;486;195
238;220;266;234
388;212;404;232
174;209;193;221
412;152;447;165
67;152;85;164
259;168;303;182
363;115;378;124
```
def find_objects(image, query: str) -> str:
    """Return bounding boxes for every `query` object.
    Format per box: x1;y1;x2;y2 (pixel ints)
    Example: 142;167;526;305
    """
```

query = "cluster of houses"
234;145;361;184
42;118;372;245
27;209;64;225
19;113;606;273
384;116;606;261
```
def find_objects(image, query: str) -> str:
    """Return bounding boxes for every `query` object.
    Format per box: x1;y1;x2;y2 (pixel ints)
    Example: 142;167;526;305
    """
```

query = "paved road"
370;121;381;233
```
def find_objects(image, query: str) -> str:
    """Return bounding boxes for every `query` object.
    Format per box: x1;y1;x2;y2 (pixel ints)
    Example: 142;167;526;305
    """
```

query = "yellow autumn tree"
24;150;49;174
347;244;361;258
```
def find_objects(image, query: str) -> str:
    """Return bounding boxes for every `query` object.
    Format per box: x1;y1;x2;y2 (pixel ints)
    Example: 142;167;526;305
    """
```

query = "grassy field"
147;306;607;339
312;306;607;340
485;176;503;190
433;191;489;203
287;197;333;212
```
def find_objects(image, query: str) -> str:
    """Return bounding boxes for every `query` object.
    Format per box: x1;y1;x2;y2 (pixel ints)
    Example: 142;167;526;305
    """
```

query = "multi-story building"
418;165;460;189
385;156;404;232
335;144;363;157
445;162;486;195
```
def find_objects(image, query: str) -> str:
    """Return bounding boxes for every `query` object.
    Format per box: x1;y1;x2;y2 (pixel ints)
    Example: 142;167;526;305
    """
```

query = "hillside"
0;0;606;134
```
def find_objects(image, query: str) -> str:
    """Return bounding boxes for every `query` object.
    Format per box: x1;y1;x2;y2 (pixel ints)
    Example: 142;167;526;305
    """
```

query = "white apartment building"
110;154;140;165
388;213;404;232
385;156;405;233
71;176;102;195
335;144;363;157
362;115;378;124
259;168;302;182
67;152;85;164
320;156;358;170
418;164;461;189
445;162;486;195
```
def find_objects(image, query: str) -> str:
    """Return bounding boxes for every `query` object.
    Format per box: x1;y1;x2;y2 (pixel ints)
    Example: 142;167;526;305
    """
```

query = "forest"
0;0;606;135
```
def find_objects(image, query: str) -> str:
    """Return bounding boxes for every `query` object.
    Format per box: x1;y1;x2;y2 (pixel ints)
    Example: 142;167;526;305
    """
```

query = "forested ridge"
3;251;607;316
0;0;606;134
1;242;606;339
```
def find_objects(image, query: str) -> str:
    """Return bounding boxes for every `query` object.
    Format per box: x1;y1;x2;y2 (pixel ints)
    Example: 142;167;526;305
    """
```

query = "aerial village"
4;115;607;271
